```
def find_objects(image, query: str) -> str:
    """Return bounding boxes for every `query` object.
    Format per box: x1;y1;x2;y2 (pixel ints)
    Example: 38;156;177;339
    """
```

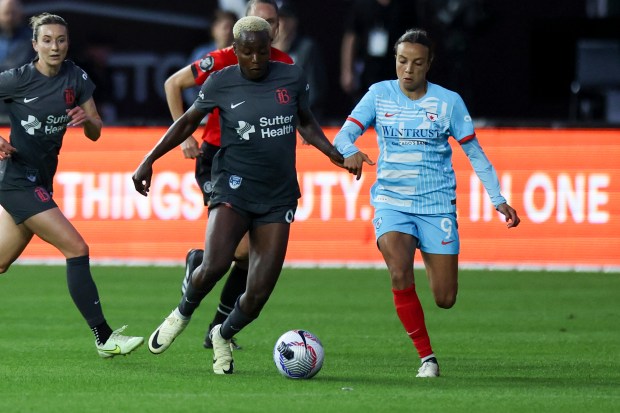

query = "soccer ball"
273;329;324;379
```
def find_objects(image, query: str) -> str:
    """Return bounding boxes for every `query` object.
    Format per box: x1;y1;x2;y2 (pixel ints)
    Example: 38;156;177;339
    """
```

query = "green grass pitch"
0;265;618;412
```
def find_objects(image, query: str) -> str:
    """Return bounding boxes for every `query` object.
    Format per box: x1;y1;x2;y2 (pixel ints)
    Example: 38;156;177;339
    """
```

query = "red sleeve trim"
347;117;364;131
458;134;476;144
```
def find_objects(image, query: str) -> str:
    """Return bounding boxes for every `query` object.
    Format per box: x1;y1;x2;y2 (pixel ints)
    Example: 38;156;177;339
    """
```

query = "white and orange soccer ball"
273;329;324;379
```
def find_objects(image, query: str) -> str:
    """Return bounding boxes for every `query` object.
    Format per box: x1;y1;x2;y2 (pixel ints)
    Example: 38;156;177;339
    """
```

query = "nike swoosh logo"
151;331;163;349
212;358;235;374
231;101;246;109
441;240;455;245
101;345;122;355
24;97;39;103
385;113;396;117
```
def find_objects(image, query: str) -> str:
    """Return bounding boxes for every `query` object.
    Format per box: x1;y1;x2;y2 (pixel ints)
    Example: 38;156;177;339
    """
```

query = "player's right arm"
164;64;202;159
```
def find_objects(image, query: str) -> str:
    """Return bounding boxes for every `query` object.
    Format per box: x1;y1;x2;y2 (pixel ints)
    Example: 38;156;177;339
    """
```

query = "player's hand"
497;203;521;228
344;151;375;180
132;160;154;196
66;106;89;126
180;136;202;159
0;136;16;160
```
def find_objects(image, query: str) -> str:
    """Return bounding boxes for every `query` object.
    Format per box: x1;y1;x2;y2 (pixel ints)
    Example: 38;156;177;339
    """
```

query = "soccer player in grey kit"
0;13;143;357
132;16;348;374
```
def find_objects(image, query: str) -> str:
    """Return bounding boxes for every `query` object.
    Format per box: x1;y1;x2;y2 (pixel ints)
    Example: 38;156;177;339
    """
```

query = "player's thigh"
245;203;295;292
377;231;417;289
233;232;250;264
23;208;88;258
420;251;459;308
204;204;249;272
0;209;34;273
195;142;218;206
243;222;290;313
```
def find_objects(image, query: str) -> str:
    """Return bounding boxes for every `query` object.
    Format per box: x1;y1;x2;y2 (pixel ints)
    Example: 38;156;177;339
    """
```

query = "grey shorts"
0;185;58;224
209;194;297;229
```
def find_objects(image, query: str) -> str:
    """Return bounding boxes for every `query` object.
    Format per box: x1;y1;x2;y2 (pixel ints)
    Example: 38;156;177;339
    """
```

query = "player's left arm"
460;138;520;228
297;107;344;166
68;97;102;141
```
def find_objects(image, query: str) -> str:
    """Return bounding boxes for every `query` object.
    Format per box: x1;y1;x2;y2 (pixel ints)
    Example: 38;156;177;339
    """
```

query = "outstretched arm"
460;137;520;228
297;107;345;166
132;106;205;196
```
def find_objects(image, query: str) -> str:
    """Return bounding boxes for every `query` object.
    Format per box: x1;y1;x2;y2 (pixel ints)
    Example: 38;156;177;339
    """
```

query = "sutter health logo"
236;115;295;140
21;114;70;135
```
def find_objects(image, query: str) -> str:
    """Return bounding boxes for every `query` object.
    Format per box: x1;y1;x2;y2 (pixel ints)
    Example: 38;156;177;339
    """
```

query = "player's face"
396;42;431;98
248;3;279;41
234;30;272;80
32;24;69;69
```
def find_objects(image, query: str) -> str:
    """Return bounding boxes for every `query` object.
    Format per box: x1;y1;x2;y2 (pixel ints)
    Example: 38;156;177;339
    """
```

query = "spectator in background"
0;0;32;72
340;0;412;104
272;2;328;121
0;0;33;121
418;0;490;110
183;9;237;106
75;36;117;124
219;0;247;19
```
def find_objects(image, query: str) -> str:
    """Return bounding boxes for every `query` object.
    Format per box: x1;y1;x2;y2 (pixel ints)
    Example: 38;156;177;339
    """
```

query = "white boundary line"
11;258;620;273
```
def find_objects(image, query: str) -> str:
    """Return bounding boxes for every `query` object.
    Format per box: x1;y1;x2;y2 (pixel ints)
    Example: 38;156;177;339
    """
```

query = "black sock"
178;275;213;318
66;256;106;337
220;297;255;340
210;264;248;329
92;322;113;345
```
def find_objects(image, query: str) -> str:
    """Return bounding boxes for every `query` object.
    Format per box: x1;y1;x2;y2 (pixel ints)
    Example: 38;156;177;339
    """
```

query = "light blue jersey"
334;80;506;214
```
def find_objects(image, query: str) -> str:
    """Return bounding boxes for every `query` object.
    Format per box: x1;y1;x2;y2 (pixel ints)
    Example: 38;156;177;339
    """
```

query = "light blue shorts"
372;209;460;254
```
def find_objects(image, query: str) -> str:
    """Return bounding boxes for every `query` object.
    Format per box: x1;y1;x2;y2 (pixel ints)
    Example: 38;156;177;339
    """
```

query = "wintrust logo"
21;115;42;135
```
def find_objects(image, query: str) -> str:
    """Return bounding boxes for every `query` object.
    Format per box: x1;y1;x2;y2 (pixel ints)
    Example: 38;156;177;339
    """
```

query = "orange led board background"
6;126;619;271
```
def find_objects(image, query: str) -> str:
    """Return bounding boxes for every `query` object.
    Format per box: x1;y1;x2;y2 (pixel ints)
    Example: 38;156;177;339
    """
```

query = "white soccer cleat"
148;310;190;354
96;325;144;358
416;357;440;378
210;324;234;374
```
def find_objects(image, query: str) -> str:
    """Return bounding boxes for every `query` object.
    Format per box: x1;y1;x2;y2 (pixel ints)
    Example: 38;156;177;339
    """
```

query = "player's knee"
241;290;269;315
193;262;228;288
233;251;249;266
434;292;457;309
0;261;11;274
388;269;412;290
65;240;89;258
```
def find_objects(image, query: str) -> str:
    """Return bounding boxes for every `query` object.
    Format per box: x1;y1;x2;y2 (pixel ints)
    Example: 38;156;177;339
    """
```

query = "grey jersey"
194;62;309;206
0;59;95;192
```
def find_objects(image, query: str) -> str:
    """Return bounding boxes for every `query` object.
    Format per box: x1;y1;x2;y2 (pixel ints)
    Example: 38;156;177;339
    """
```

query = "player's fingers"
362;153;376;165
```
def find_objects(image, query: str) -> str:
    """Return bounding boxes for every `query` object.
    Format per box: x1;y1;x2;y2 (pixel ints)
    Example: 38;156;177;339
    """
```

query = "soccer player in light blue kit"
334;28;520;377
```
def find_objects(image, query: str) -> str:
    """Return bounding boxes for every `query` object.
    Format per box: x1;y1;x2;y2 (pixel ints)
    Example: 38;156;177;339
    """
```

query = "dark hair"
245;0;279;16
212;9;238;25
394;28;434;61
29;13;68;41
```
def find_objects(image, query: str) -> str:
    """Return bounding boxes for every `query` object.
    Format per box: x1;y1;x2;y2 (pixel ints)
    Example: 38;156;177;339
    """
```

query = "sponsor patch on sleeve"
199;56;214;72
